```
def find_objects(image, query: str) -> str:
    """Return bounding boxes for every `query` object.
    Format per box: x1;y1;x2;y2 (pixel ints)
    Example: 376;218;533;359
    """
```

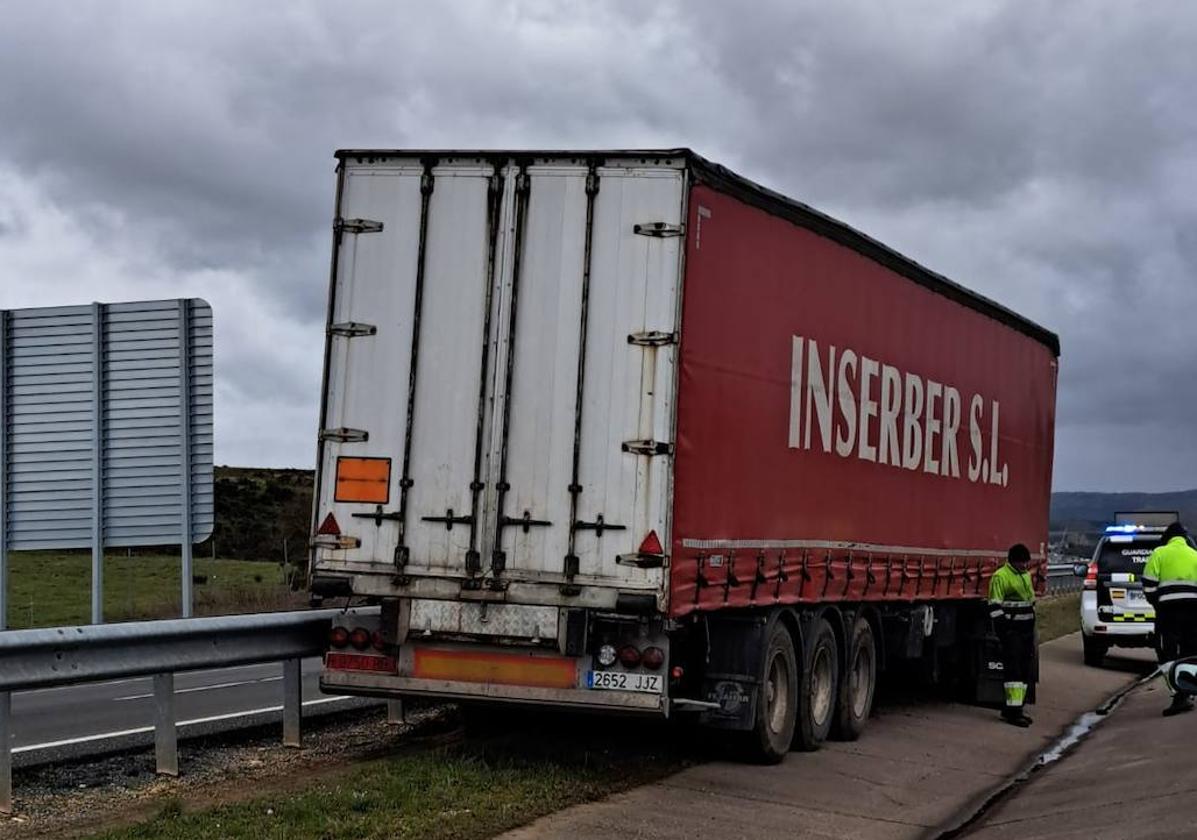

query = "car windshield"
1097;537;1159;576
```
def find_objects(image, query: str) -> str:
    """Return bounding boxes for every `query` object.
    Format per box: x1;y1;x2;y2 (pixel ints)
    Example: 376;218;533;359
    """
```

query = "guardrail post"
387;700;404;726
283;658;301;748
153;674;178;776
1;690;12;815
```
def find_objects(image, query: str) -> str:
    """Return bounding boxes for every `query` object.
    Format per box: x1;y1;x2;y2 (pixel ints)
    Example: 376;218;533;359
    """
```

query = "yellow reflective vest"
988;562;1035;624
1143;537;1197;606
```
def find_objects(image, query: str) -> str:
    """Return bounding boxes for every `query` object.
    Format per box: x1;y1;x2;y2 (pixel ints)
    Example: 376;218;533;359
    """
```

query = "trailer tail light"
671;665;684;681
639;530;664;556
371;630;386;651
325;652;397;673
329;626;350;649
618;645;641;668
597;644;618;667
641;646;665;670
316;512;341;536
1084;562;1098;590
313;512;362;550
618;530;667;568
349;627;371;651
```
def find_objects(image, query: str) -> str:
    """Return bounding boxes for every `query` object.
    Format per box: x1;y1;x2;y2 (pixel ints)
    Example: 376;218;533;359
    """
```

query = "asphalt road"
8;657;365;766
501;637;1153;840
966;671;1190;839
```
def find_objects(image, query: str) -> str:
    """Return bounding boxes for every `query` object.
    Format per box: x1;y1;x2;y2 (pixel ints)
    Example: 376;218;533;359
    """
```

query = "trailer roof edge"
333;148;1061;357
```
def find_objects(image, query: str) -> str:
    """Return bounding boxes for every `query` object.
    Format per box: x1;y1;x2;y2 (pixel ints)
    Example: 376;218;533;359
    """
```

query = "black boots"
1002;709;1033;727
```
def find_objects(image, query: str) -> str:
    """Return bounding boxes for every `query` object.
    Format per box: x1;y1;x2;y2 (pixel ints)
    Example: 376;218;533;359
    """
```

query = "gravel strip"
1;703;457;838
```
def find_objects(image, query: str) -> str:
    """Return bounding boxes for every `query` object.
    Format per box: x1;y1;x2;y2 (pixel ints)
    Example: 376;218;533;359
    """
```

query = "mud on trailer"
309;149;1058;762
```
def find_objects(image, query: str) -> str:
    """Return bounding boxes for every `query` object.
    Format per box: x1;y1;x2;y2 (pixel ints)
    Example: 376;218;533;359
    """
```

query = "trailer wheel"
738;621;799;764
832;616;876;741
794;616;839;751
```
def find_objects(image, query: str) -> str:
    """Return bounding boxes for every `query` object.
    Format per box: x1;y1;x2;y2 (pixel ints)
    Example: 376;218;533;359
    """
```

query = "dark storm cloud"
1;0;1195;489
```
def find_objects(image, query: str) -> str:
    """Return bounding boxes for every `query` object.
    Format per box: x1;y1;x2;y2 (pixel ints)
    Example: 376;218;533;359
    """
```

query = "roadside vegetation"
1037;591;1081;643
4;552;301;629
91;727;683;840
3;465;312;629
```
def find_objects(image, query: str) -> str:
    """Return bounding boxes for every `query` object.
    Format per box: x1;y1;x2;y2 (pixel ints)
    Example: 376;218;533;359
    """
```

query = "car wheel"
1082;633;1107;667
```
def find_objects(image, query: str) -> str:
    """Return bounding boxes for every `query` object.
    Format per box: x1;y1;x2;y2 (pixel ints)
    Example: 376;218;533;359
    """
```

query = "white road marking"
13;696;351;753
114;676;283;702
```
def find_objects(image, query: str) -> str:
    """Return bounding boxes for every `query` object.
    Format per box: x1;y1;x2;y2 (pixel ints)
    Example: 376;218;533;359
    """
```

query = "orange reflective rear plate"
334;456;391;504
413;648;578;689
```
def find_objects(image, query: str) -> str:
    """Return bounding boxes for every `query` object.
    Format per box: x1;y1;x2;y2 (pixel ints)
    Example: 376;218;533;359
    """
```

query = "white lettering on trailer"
835;349;857;458
902;373;923;471
788;336;1010;487
879;364;902;467
858;356;879;463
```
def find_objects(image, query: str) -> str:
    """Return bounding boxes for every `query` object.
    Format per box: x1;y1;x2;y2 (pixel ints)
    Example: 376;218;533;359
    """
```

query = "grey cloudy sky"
1;1;1193;491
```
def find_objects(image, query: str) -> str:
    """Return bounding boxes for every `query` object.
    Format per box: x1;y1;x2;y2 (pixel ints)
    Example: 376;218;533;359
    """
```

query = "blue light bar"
1104;523;1168;534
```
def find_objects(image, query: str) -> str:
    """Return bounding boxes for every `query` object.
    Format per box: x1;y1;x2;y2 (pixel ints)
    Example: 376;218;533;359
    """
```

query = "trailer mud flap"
697;614;771;731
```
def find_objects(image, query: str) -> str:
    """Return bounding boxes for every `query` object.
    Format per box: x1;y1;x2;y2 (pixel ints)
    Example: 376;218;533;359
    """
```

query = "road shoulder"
500;634;1152;840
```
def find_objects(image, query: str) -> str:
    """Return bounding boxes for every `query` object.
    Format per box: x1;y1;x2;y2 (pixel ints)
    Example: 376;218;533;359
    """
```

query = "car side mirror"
1168;658;1197;696
1073;562;1088;578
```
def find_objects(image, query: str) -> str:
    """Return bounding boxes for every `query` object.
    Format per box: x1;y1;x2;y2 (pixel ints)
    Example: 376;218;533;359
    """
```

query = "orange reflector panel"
413;649;578;689
335;456;392;504
325;652;397;673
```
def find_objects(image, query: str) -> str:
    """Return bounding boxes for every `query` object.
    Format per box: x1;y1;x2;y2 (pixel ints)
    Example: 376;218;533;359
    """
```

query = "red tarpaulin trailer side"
670;183;1058;617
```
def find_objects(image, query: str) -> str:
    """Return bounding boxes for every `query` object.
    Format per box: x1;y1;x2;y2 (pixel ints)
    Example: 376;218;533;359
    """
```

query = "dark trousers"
998;622;1036;709
1156;601;1197;664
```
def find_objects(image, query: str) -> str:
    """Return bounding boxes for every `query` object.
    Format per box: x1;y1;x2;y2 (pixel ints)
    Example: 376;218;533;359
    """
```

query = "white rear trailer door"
313;154;685;604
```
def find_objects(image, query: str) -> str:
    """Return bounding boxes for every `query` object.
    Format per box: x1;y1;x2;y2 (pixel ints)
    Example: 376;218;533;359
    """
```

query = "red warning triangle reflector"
317;512;341;536
638;530;664;556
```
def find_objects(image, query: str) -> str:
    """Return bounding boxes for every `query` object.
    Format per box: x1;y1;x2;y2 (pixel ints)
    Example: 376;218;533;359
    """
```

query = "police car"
1079;513;1191;666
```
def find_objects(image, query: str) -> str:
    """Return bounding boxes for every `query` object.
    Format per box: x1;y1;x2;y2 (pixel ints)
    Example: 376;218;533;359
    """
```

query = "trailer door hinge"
627;331;677;347
622;440;674;457
633;222;684;238
335;217;384;236
320;427;368;443
328;321;378;338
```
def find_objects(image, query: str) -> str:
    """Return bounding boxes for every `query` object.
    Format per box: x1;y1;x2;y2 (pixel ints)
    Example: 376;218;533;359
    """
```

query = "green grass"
5;551;298;629
91;741;680;840
1037;592;1082;643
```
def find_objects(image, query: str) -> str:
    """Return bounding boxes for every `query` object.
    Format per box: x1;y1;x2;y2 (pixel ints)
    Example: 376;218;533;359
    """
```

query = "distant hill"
209;466;314;567
1051;489;1197;532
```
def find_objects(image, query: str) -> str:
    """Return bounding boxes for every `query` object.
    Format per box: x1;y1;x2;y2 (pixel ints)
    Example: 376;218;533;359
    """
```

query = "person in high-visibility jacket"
1142;521;1197;716
988;543;1036;727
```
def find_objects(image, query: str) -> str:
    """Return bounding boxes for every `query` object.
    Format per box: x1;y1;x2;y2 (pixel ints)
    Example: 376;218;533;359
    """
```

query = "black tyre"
737;621;799;764
794;615;840;752
1082;634;1107;667
832;616;877;741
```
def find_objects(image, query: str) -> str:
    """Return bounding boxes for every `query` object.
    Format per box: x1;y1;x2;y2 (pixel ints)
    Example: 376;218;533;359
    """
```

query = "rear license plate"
588;671;663;693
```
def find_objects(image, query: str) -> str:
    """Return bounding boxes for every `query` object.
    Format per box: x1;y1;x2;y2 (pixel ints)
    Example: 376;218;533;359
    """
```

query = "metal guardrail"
0;606;377;815
1046;563;1084;595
